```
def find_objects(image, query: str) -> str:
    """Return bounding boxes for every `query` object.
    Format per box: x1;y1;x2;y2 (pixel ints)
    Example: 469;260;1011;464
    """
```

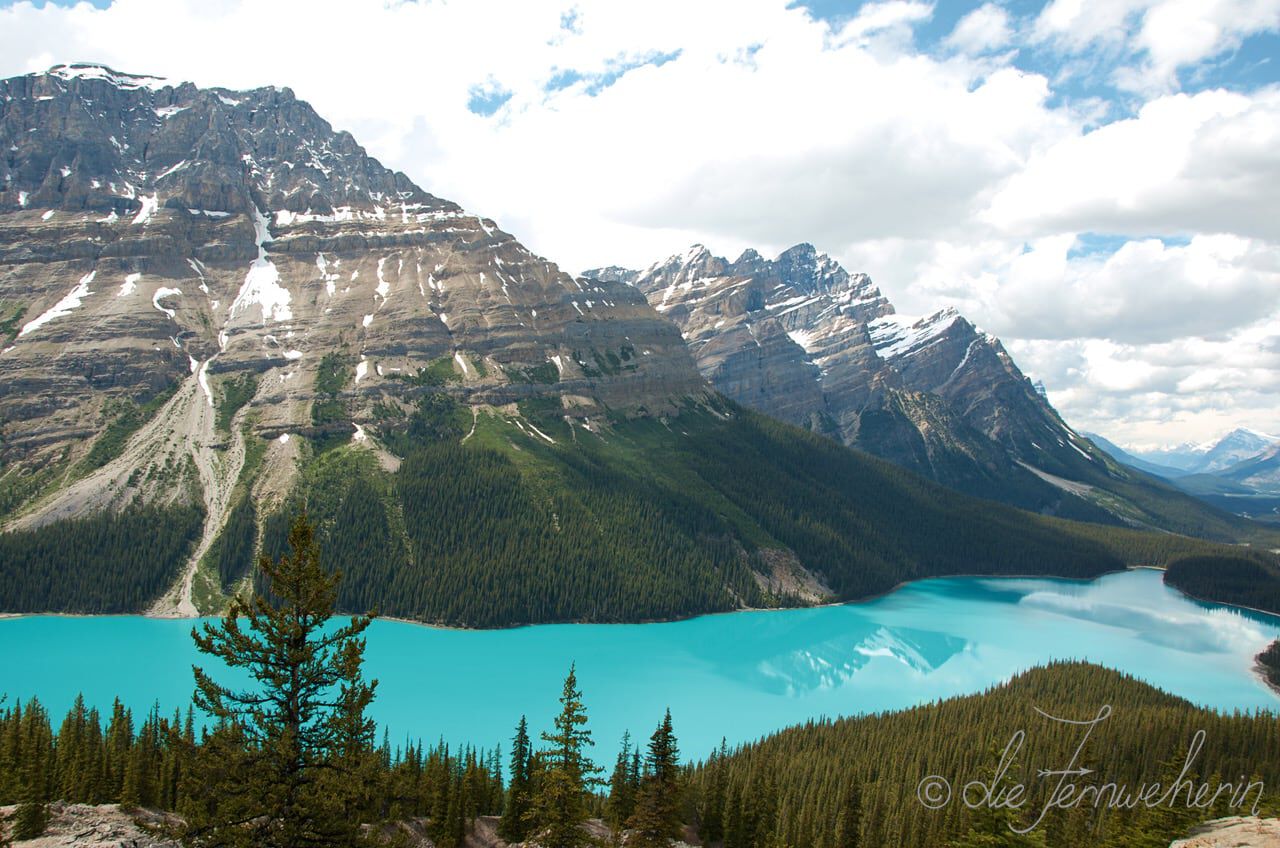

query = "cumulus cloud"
987;234;1280;344
986;88;1280;241
0;0;1277;444
1033;0;1280;92
944;3;1014;55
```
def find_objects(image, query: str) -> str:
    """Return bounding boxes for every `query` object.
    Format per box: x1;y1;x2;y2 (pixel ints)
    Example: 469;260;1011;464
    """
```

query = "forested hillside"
1163;552;1280;615
4;662;1276;847
247;395;1200;627
685;661;1280;847
5;392;1276;626
0;505;203;613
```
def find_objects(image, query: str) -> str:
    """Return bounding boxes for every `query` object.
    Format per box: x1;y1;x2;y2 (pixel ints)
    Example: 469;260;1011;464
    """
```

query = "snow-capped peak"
46;63;169;90
869;307;962;359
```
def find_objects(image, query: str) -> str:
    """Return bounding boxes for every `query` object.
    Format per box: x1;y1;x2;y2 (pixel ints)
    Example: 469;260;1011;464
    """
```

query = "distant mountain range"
1087;428;1280;522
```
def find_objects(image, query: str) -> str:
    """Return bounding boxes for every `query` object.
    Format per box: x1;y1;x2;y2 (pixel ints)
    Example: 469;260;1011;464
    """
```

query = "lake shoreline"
0;566;1134;630
8;563;1280;639
1253;660;1280;698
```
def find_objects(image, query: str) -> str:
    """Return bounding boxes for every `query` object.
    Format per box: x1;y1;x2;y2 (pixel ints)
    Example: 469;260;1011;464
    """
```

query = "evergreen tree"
723;780;745;848
948;746;1047;848
184;512;375;848
498;716;533;842
12;700;50;841
104;699;132;801
605;731;637;835
700;739;728;844
529;664;601;848
628;709;683;847
836;782;863;848
1120;756;1205;848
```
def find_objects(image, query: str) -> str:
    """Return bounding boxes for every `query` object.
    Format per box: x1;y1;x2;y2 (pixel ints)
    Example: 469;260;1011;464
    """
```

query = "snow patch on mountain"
19;270;95;337
229;207;291;324
869;308;960;360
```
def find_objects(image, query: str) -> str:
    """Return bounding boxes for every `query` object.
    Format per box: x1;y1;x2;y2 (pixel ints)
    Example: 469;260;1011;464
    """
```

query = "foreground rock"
0;802;180;847
1171;816;1280;847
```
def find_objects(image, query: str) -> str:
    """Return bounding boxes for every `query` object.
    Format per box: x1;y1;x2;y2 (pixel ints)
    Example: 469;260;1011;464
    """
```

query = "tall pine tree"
529;664;600;848
605;730;638;836
184;512;376;848
498;716;533;843
627;709;682;847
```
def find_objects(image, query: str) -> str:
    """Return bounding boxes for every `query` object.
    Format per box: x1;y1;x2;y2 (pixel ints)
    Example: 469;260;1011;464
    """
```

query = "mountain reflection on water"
1;570;1277;757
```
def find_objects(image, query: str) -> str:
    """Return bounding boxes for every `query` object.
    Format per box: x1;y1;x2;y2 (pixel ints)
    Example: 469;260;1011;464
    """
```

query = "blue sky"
0;0;1278;445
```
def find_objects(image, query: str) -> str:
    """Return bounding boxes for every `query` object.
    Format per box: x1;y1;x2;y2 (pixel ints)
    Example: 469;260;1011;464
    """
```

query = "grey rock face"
0;65;707;542
588;244;1112;509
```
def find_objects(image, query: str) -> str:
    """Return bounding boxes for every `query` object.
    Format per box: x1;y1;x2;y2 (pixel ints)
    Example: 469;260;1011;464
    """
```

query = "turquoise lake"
1;570;1278;760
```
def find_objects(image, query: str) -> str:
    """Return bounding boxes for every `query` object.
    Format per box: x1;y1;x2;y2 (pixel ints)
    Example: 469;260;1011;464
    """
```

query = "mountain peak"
1224;426;1279;443
2;67;451;218
45;62;169;90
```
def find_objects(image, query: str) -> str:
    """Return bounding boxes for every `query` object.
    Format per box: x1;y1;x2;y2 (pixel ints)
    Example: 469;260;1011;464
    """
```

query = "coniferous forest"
0;504;204;613
247;396;1280;627
3;394;1277;624
2;514;1278;847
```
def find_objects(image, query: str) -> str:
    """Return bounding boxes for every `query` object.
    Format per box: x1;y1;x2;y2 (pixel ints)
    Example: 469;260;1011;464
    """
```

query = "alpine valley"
2;64;1278;627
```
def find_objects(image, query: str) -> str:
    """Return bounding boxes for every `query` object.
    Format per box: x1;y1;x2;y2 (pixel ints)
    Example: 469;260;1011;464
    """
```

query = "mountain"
1216;444;1280;493
0;65;1271;625
1198;428;1279;473
587;245;1270;542
0;63;704;618
1085;432;1185;478
1116;428;1280;476
1090;428;1280;521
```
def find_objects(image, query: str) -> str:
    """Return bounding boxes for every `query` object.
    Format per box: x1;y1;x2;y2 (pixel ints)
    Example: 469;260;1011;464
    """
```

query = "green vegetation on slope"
1163;551;1280;614
0;303;24;343
214;372;258;433
253;395;1271;627
4;390;1276;621
0;504;204;612
1259;640;1280;690
687;661;1280;848
311;351;356;452
196;427;269;605
76;385;178;475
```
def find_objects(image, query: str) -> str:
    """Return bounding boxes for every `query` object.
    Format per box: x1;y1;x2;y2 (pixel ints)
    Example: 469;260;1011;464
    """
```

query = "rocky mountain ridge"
0;64;707;614
588;245;1268;537
588;244;1113;512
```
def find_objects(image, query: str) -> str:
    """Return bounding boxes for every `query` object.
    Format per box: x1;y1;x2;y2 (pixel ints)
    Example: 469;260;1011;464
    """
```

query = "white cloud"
1034;0;1280;92
986;88;1280;241
944;3;1013;54
0;0;1278;444
988;234;1280;343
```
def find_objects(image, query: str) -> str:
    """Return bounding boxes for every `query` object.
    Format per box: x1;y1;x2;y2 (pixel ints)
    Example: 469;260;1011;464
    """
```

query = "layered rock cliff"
0;64;706;613
588;245;1263;536
588;244;1095;509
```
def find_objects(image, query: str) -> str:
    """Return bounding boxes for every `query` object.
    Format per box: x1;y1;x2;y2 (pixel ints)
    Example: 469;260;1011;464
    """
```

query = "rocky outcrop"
0;802;181;847
588;244;1110;510
1169;816;1280;847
